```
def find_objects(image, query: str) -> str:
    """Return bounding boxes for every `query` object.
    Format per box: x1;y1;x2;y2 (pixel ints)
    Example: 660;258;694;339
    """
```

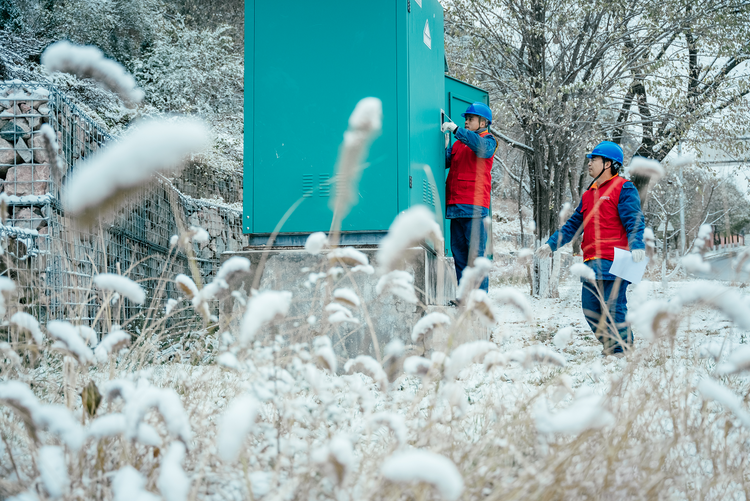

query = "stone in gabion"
200;245;213;260
3;163;51;196
205;209;223;238
26;110;43;130
31;133;50;164
188;212;200;227
0;104;20;118
12;207;42;230
215;236;227;256
15;138;32;163
73;117;85;158
16;119;31;139
0;137;15;167
1;121;29;142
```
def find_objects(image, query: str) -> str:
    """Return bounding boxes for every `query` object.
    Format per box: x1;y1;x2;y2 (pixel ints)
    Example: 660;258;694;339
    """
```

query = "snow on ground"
189;275;750;498
488;276;749;393
3;271;750;500
491;200;532;254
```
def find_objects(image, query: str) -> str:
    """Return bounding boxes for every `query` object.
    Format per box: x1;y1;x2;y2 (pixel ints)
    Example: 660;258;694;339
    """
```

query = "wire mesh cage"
0;80;247;339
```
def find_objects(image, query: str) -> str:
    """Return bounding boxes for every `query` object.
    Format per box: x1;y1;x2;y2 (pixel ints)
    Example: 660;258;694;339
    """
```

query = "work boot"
599;338;617;357
600;349;626;358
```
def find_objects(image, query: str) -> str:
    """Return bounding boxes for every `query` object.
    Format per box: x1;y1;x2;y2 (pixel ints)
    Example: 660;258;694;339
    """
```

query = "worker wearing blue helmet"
536;141;646;357
441;102;497;299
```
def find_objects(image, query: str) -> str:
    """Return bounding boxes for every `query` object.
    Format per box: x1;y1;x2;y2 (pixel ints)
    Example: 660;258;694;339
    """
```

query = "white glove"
441;121;458;134
631;249;645;263
535;244;552;259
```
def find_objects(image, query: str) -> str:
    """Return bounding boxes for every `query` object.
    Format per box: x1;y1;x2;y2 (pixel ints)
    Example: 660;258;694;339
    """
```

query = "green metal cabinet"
244;0;446;243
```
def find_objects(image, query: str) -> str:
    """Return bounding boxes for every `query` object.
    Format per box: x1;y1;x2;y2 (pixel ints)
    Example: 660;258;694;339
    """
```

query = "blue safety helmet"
586;141;624;166
461;102;492;124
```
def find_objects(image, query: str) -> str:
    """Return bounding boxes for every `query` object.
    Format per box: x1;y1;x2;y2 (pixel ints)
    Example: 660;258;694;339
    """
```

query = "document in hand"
609;247;649;284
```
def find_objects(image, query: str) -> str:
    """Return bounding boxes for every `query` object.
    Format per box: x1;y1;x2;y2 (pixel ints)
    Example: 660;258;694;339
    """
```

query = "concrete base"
220;246;490;363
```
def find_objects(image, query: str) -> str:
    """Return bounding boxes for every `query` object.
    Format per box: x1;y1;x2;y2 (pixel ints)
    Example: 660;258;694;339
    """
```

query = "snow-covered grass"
62;118;210;224
2;86;750;500
377;205;443;273
3;271;750;500
41;41;145;107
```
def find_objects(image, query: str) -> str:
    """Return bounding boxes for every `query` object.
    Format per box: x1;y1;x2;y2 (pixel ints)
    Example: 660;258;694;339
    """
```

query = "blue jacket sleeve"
618;182;645;250
546;200;584;251
445;145;452;168
453;128;496;159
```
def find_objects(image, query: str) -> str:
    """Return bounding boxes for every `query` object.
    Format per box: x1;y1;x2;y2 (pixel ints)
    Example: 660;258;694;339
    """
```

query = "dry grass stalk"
328;98;382;246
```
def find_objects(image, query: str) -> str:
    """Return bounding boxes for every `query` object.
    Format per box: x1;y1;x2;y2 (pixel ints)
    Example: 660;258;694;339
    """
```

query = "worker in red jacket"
536;141;645;357
442;102;497;296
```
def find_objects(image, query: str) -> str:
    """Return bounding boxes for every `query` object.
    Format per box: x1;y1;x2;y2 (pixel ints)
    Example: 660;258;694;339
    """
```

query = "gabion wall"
0;80;247;327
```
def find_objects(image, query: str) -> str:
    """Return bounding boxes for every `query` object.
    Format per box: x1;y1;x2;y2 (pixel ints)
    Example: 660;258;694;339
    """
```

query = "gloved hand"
631;249;645;263
535;243;552;259
441;121;458;134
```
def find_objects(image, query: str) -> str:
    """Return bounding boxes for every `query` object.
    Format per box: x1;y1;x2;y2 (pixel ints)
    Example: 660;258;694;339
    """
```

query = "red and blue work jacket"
547;174;645;280
445;127;496;211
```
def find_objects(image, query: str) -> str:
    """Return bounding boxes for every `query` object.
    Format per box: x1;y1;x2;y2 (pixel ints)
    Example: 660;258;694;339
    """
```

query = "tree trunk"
527;127;576;298
533;254;554;297
661;217;669;291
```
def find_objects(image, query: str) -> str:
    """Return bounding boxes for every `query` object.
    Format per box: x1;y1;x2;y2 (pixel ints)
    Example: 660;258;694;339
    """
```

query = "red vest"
581;174;630;262
446;131;494;208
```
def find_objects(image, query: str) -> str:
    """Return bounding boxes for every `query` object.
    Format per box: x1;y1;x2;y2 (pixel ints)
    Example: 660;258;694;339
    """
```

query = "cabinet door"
249;1;400;234
406;0;445;237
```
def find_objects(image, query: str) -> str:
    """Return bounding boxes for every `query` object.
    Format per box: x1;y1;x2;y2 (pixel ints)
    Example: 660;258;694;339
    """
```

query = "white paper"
609;247;648;284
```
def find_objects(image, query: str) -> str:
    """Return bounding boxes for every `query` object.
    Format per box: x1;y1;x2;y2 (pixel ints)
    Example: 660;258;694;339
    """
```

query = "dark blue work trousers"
450;218;488;292
581;279;632;353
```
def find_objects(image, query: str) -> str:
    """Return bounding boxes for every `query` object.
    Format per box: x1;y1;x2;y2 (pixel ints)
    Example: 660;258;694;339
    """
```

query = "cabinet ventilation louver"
302;174;314;197
317;174;340;198
422;178;435;207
